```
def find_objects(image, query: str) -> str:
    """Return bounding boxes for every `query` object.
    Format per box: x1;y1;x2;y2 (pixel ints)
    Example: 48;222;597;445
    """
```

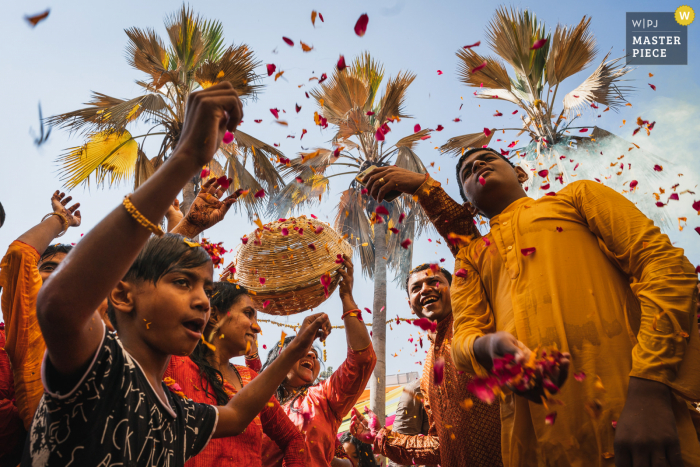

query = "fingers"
215;179;231;198
376;179;398;203
352;406;367;423
67;203;80;213
202;177;216;193
173;198;180;209
60;195;72;206
73;211;81;224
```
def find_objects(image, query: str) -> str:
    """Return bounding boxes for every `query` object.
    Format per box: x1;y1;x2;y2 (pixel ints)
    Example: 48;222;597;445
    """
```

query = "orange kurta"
449;180;700;466
0;240;45;429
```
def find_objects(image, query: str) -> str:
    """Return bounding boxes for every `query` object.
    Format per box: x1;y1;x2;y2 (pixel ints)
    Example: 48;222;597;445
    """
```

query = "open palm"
51;191;81;228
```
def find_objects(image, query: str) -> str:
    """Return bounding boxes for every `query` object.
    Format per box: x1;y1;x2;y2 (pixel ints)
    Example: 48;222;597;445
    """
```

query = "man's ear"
109;281;136;320
515;166;529;184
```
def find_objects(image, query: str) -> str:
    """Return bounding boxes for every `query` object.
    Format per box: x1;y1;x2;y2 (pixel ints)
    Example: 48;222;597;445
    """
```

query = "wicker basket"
227;216;353;315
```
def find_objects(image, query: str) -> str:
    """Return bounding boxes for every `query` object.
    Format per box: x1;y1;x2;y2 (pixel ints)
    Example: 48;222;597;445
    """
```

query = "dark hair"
189;281;250;406
339;432;379;467
106;233;211;329
261;335;321;404
456;147;516;202
405;263;452;295
0;201;5;228
39;244;73;263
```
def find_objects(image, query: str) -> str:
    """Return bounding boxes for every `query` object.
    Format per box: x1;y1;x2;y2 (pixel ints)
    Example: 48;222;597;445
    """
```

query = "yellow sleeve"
570;180;698;386
0;240;45;429
450;250;496;377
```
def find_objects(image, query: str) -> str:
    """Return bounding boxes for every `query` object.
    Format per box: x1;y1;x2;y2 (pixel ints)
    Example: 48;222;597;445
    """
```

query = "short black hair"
106;233;212;329
456;147;516;202
39;244;73;263
339;432;379;467
0;201;5;228
405;263;452;295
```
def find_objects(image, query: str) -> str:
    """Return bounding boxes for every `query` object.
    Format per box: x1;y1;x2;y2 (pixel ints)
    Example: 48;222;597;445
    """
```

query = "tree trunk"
180;179;199;241
370;221;387;428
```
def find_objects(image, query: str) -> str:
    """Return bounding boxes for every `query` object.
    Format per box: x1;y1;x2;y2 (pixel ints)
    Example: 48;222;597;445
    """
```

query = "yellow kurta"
450;180;700;467
0;240;45;429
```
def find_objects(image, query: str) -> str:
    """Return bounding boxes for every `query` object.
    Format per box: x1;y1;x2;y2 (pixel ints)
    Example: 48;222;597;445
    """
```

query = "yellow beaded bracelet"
41;212;69;237
122;195;164;237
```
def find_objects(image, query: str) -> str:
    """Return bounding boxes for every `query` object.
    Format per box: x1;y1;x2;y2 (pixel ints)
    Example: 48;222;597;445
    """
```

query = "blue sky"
1;0;698;377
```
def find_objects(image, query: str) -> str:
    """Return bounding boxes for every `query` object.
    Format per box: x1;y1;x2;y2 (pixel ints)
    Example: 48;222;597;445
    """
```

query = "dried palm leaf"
475;88;522;106
376;71;415;126
562;53;633;115
312;71;370;125
267;172;330;218
350;52;384;110
486;7;545;79
336;108;372;139
440;130;496;157
225;149;264;217
546;16;597;86
205;157;226;179
124;27;175;89
133;149;155;189
334;187;375;277
195;44;261;97
57;130;139;189
165;5;205;72
234;130;286;194
456;49;512;91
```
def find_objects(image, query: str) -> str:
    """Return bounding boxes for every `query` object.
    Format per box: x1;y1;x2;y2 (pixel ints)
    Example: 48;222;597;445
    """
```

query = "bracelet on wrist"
245;352;259;360
122;195;164;237
341;309;362;320
42;212;69;237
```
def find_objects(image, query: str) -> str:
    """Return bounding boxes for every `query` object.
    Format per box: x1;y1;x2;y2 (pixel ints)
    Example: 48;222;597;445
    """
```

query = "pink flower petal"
545;411;557;425
463;41;480;49
630;180;638;189
222;131;234;144
483;127;492;137
574;371;586;382
455;268;468;278
337;55;347;71
436;124;444;131
669;193;679;201
414;124;421;133
241;236;248;245
433;357;445;385
375;128;385;141
354;13;369;36
653;164;663;172
478;175;486;186
398;213;406;223
314;226;324;234
521;247;536;256
259;277;266;285
270;108;280;119
282;37;294;46
263;300;270;308
437;70;443;75
375;205;390;216
538;169;549;178
281;228;289;236
579;128;588;133
200;168;210;178
254;189;266;198
400;238;412;249
266;64;276;76
530;38;548;50
296;104;302;113
216;176;230;190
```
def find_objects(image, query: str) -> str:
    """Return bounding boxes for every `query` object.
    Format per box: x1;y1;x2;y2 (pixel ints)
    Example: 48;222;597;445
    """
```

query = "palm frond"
440;130;496;157
546;16;597;86
475;88;523;106
376;71;416;125
124;27;175;90
456;49;512;91
224;148;264;218
334;187;375;278
335;108;373;139
194;44;262;97
312;72;370;125
233;130;286;194
201;19;226;62
562;52;633;115
267;172;330;219
133;149;155;189
57;130;139;189
165;5;205;73
351;52;385;110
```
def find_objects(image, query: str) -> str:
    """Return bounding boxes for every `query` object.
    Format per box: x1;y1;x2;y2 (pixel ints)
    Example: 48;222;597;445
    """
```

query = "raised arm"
17;191;82;254
37;82;244;376
362;166;479;257
170;177;241;238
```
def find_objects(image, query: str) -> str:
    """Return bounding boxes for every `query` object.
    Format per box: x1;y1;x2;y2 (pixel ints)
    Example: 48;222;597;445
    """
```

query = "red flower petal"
308;243;316;251
414;124;421;133
366;111;375;116
530;38;548;50
266;64;276;76
400;238;412;249
216;176;231;190
649;83;656;91
512;110;518;115
692;200;700;212
521;247;536;256
319;13;324;22
538;169;549;178
579;128;588;133
471;61;487;73
453;118;461;122
263;300;270;308
436;124;444;131
254;119;262;123
375;128;385;141
483;127;492;137
541;183;550;190
463;41;480;49
437;70;443;75
574;371;586;382
310;214;317;219
654;164;663;172
478;175;486;186
433;357;445;385
630;180;638;189
354;13;369;36
314;226;324;234
254;189;266;198
241;236;249;245
281;228;289;236
455;268;468;278
337;55;347;71
500;148;509;156
556;227;563;232
333;146;342;158
259;277;266;285
375;205;390;216
361;188;368;195
398;213;406;223
413;318;437;333
282;37;294;46
200;168;210;178
222;131;234;144
295;104;301;113
420;135;431;140
669;193;679;201
696;227;700;235
545;411;557;425
319;73;328;84
270;108;280;119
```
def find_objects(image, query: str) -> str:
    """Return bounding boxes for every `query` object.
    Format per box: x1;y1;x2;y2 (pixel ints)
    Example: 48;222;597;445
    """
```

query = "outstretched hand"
288;313;331;359
350;406;382;444
337;255;355;302
172;177;241;237
51;191;81;228
361;166;426;203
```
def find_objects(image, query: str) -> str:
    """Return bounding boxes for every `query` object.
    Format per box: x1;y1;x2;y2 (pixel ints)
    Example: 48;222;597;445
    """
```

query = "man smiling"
362;148;700;466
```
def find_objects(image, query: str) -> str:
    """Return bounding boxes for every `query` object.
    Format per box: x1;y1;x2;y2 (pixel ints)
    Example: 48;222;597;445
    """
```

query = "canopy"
338;385;406;434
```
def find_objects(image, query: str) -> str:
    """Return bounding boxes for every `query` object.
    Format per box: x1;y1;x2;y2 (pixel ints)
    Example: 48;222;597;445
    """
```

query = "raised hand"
165;199;184;232
361;166;426;203
287;313;331;359
350;407;381;444
172;177;241;238
337;255;355;303
177;81;243;167
51;190;81;228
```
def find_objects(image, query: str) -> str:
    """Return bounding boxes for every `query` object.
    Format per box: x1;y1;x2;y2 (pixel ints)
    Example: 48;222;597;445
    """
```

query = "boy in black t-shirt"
26;82;331;466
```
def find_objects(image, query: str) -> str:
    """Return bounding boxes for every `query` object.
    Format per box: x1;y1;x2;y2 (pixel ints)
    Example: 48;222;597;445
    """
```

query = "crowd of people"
0;82;699;467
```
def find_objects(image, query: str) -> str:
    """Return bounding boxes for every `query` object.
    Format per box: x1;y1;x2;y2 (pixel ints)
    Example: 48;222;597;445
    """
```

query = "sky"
0;0;698;379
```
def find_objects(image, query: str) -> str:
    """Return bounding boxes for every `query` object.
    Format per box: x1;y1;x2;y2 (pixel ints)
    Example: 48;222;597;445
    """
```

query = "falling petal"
649;83;656;91
478;175;485;186
414;124;421;133
296;104;302;113
266;64;276;76
254;189;266;198
471;61;487;73
337;55;347;71
463;41;480;49
630;180;638;189
436;124;444;131
455;268;468;278
437;70;443;75
200;168;210;178
545;411;557;425
653;164;663;172
281;228;289;236
398;213;406;223
354;13;369;36
263;300;270;308
282;37;294;46
222;131;234;144
308;243;316;251
314;226;324;234
216;176;231;190
401;238;412;249
433;357;445;385
531;38;548;50
538;169;549;178
301;41;314;52
270;108;280;119
574;372;586;382
483;127;492;137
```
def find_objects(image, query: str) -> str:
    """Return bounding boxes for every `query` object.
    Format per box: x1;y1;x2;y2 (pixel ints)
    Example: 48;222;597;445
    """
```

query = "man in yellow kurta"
367;146;697;467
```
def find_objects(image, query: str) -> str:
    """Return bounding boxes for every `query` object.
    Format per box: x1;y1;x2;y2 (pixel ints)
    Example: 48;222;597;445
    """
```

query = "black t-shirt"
22;326;218;466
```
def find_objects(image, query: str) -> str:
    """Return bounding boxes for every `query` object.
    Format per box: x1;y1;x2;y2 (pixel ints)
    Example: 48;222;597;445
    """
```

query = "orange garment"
0;240;45;429
449;180;700;466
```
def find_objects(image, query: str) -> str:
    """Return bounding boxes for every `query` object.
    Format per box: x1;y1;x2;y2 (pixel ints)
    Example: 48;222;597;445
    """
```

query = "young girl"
338;432;378;467
28;82;331;466
260;256;376;467
165;281;306;466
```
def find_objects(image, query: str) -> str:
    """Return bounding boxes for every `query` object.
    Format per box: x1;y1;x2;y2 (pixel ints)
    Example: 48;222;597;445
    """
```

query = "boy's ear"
109;281;135;317
515;166;529;184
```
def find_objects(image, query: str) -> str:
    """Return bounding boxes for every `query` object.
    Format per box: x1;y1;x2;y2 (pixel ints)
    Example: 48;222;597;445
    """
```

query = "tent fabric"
337;385;406;434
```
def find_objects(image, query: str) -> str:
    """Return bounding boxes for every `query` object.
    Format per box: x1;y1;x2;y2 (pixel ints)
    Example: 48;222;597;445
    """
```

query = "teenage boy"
362;149;700;467
27;82;330;466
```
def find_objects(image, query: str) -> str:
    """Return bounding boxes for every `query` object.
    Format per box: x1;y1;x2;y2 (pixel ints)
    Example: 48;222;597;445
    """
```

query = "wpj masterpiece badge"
626;8;691;65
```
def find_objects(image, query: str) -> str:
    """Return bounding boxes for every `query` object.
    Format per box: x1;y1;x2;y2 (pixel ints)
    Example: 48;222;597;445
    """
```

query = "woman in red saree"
260;256;376;467
165;281;306;467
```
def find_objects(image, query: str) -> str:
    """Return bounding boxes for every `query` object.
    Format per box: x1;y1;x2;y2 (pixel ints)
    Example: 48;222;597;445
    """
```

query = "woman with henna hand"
169;176;241;238
165;281;306;467
260;256;377;467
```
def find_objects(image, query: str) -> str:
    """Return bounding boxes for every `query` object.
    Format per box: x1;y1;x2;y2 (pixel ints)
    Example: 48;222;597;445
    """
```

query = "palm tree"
267;53;431;425
441;8;675;228
48;5;285;217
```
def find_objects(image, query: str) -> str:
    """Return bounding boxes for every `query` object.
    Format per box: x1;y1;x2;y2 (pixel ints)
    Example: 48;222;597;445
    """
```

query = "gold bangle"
42;212;69;237
122;195;164;237
245;352;259;360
